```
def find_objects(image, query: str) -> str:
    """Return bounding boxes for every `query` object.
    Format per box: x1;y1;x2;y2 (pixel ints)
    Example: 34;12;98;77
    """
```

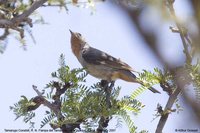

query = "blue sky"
0;0;199;132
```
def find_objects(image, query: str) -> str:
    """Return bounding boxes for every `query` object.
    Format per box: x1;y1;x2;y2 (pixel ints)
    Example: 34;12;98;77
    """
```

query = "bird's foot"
100;80;109;89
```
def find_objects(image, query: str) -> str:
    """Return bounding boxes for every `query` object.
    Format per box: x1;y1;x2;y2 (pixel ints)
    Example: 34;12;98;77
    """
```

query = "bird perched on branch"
69;30;160;93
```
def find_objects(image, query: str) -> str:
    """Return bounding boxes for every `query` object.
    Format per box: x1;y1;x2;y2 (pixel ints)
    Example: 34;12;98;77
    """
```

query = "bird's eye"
77;33;82;37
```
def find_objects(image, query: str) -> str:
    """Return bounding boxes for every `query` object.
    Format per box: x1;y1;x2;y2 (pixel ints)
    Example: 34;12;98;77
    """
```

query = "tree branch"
155;1;194;131
0;28;9;40
110;1;199;132
32;86;61;116
166;0;192;63
15;0;48;21
0;0;48;37
155;86;181;133
32;83;82;133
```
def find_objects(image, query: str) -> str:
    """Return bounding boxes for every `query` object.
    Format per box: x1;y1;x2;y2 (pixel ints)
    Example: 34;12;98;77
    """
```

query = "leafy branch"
10;54;145;133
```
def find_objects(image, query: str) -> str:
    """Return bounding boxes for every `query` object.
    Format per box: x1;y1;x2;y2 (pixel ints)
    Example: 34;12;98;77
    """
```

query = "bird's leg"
105;81;115;108
100;80;108;89
100;80;112;108
99;80;115;108
100;80;109;91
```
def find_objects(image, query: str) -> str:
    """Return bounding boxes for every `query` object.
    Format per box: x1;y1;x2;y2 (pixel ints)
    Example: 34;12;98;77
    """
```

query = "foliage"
131;62;200;114
10;54;146;133
131;68;172;100
117;110;137;133
9;96;36;125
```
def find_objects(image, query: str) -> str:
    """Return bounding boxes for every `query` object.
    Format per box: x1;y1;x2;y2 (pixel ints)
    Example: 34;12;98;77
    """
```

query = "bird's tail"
117;70;160;94
147;86;160;94
137;81;160;94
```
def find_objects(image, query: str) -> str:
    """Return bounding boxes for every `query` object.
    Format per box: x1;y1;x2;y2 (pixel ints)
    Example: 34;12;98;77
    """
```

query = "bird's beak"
69;29;73;35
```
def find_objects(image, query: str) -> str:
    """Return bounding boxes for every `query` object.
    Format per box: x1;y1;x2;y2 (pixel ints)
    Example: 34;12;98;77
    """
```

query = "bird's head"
69;30;85;43
69;30;87;57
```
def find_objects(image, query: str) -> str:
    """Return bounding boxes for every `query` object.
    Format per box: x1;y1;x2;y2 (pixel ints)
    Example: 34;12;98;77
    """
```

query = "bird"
69;30;160;93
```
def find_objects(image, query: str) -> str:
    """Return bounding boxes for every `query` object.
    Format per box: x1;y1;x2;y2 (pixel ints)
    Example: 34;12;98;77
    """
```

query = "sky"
0;0;199;133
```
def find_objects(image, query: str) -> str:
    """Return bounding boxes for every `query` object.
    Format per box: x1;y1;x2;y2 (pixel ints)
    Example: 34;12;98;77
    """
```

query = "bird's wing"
82;47;134;71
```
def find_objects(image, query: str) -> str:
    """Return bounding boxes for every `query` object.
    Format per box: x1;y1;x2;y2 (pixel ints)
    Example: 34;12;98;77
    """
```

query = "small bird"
69;30;160;93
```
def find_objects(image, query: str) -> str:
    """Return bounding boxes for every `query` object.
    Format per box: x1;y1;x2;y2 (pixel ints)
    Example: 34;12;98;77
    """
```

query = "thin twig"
0;28;9;40
167;0;192;63
32;85;43;96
